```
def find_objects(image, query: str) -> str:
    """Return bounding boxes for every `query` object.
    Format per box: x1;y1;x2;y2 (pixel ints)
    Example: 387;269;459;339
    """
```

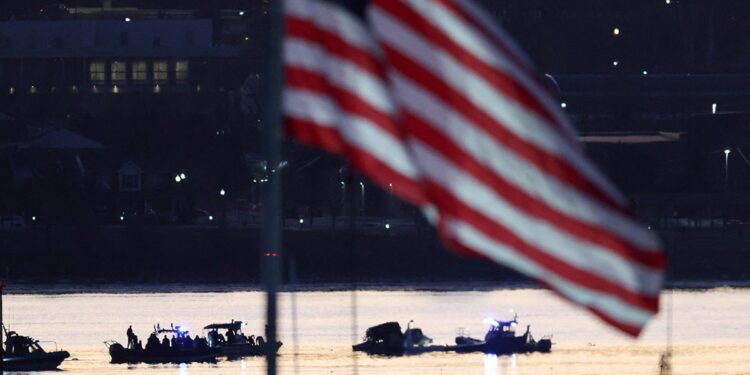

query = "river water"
2;287;749;374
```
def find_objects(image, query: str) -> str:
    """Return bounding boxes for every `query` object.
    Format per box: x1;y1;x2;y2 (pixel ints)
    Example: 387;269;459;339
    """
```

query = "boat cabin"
484;319;518;340
4;331;48;357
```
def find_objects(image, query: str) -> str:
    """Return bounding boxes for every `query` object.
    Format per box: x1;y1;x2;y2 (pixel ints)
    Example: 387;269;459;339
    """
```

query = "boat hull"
352;341;405;356
454;335;552;354
108;342;219;364
217;341;283;358
2;351;70;371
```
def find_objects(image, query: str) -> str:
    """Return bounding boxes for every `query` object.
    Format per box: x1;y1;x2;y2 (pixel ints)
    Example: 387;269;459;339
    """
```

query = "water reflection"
483;354;498;375
485;353;517;375
2;289;750;374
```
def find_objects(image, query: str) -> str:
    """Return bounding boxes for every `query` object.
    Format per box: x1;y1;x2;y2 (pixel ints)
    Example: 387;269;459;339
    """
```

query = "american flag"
282;0;665;336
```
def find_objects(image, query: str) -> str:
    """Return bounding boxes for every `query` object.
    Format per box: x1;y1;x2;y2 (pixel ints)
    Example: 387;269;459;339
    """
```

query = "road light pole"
724;148;731;191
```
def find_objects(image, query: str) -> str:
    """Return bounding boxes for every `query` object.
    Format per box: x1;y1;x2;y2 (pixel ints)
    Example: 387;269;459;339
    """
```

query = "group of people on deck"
207;328;265;347
125;325;210;352
125;325;265;352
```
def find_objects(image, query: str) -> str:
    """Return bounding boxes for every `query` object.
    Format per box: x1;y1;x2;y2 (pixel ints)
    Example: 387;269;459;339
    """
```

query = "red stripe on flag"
286;16;385;79
403;111;665;269
286;117;427;205
381;43;629;214
285;67;400;139
442;236;646;337
373;0;566;137
426;182;659;313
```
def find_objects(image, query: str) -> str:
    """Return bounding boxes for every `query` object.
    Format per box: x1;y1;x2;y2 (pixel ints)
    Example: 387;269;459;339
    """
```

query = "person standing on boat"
126;326;137;349
161;336;170;349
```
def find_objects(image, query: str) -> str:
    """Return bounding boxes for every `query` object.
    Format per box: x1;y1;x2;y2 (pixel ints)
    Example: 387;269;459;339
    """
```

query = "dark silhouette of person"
162;336;170;349
145;333;159;352
126;325;136;349
227;329;235;344
207;330;217;346
171;335;177;348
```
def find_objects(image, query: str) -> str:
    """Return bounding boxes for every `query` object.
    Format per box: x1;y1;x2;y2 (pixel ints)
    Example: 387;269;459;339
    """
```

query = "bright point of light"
359;182;364;187
299;219;304;224
239;11;245;16
712;103;717;114
209;215;214;221
665;0;670;4
120;216;124;221
220;189;226;196
253;179;257;183
175;175;182;182
385;223;390;229
561;102;567;108
612;60;619;66
180;173;186;180
178;326;188;333
244;37;249;41
725;149;731;155
642;70;648;75
340;181;345;186
613;27;620;35
125;17;131;22
31;216;36;221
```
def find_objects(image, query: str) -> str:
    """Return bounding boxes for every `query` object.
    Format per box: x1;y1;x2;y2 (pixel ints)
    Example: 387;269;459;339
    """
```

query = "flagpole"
1;279;5;374
260;0;284;374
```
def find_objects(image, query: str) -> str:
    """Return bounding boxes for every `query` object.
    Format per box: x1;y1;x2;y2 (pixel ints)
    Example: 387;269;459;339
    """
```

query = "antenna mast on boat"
259;0;285;374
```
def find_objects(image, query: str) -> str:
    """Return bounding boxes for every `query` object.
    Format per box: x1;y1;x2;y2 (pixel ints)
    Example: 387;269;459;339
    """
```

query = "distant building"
0;18;253;95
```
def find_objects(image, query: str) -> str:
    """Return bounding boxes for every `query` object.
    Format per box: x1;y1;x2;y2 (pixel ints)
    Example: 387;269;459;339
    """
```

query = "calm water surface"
2;288;749;374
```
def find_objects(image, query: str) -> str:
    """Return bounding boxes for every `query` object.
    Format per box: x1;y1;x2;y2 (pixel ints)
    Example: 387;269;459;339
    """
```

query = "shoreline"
1;279;748;295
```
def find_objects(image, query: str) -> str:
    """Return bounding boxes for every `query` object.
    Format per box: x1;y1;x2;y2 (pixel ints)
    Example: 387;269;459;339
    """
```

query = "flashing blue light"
177;325;188;333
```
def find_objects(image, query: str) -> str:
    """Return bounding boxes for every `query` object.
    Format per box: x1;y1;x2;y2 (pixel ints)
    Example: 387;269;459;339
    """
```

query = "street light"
724;148;731;190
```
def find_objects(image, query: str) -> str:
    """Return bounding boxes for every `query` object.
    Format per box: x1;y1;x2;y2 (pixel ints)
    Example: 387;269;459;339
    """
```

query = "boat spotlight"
483;318;500;327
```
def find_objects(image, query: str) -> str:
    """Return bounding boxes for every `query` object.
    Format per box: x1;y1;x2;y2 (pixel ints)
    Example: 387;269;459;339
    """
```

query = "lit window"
175;60;189;82
111;60;126;82
89;61;105;82
132;61;147;81
153;61;168;82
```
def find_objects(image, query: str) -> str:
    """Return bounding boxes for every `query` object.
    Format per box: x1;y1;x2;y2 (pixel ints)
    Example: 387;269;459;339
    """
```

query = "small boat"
2;326;70;371
106;324;219;364
353;321;451;356
354;315;552;357
203;320;282;358
454;315;552;354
